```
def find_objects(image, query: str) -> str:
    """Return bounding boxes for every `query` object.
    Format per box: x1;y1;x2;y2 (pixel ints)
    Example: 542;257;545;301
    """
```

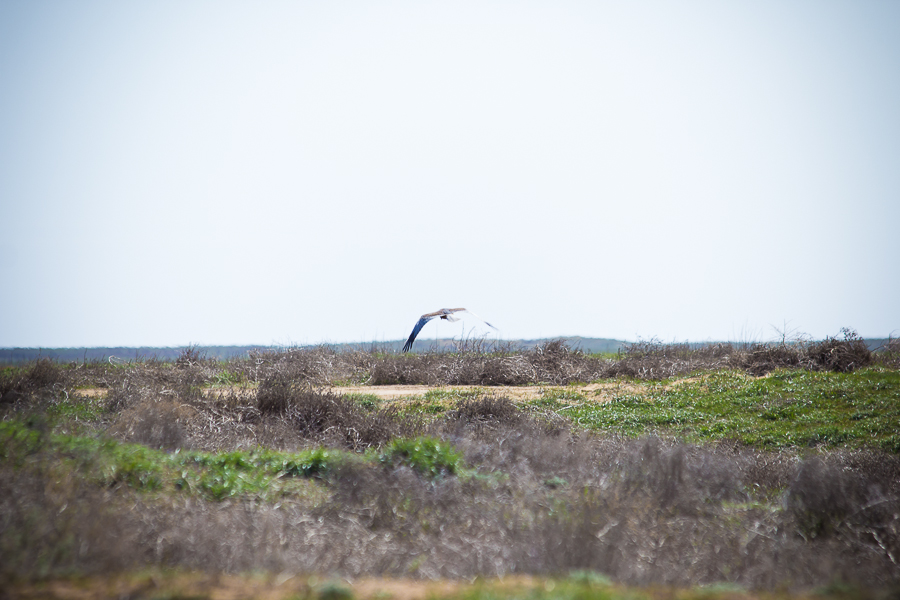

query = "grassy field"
548;369;900;452
1;334;899;599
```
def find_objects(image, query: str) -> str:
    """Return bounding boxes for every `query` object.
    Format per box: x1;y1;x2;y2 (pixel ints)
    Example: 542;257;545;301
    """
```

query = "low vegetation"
551;369;900;452
1;332;899;598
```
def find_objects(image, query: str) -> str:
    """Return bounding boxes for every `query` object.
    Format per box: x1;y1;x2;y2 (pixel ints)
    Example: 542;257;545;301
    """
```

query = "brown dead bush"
736;343;804;376
108;395;190;450
0;358;64;404
805;328;873;373
368;340;607;386
449;396;523;426
257;375;421;450
369;353;443;385
0;466;144;580
239;345;374;386
875;336;900;368
607;340;734;379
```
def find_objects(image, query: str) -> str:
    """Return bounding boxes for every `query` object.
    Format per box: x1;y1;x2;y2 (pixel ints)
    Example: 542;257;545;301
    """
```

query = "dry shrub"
103;378;142;413
99;360;212;410
369;340;606;386
108;395;191;450
504;436;899;588
179;387;294;452
806;328;873;373
369;353;443;385
736;343;804;376
256;372;296;414
449;396;523;426
472;354;533;385
175;344;205;369
729;444;800;493
875;336;900;369
0;466;142;580
0;387;25;406
22;357;64;389
616;437;745;510
242;345;373;386
257;375;420;450
1;358;64;405
786;457;864;537
786;452;900;554
105;375;200;413
364;350;532;386
320;433;900;586
442;395;570;442
608;340;735;380
525;340;607;384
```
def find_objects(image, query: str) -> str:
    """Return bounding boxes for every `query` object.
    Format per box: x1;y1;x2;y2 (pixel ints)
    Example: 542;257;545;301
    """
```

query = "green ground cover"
549;368;900;452
1;418;469;503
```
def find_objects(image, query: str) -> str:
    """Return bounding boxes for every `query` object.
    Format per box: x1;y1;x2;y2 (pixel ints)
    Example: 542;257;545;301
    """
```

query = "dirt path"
328;381;648;403
72;381;652;404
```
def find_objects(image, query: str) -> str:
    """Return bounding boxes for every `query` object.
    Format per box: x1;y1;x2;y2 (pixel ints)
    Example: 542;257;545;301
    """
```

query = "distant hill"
0;337;892;364
0;345;267;364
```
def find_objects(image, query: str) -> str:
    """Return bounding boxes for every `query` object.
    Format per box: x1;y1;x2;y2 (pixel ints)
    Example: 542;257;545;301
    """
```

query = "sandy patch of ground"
581;381;649;400
329;381;649;404
665;376;704;387
72;388;109;398
67;381;656;404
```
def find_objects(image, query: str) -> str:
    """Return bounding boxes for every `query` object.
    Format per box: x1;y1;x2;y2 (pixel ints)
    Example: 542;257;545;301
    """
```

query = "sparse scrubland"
2;331;899;599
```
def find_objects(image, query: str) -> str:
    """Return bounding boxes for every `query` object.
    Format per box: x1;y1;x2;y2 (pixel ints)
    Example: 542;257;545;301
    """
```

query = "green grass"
533;388;588;407
379;436;465;478
46;396;106;425
388;387;490;417
210;369;247;386
0;420;349;502
342;392;383;409
450;571;882;600
560;368;900;452
0;417;472;501
453;572;752;600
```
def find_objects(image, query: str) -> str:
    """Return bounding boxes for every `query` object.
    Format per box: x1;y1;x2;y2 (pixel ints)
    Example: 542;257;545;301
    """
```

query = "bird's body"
402;308;496;352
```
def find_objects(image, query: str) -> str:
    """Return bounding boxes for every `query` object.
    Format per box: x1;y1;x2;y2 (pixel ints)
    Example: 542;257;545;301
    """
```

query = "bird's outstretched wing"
402;307;498;352
402;315;435;352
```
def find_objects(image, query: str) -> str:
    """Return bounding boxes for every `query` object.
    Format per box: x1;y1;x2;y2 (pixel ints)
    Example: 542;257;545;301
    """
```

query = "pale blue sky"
1;1;898;348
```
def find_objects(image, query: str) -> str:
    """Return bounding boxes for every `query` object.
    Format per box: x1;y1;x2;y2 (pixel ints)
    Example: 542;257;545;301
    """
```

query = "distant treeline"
0;346;265;364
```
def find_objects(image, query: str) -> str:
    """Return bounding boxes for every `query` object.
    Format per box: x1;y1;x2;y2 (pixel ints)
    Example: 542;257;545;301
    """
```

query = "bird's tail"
464;310;497;330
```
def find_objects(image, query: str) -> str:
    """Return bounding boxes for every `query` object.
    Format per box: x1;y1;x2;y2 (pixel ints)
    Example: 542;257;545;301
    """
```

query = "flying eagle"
402;308;497;352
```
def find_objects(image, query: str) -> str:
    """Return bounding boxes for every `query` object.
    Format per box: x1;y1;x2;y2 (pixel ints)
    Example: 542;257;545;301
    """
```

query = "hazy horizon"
2;1;898;348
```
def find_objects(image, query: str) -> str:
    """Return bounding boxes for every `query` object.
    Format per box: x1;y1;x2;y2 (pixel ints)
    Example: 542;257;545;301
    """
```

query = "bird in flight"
402;308;497;352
